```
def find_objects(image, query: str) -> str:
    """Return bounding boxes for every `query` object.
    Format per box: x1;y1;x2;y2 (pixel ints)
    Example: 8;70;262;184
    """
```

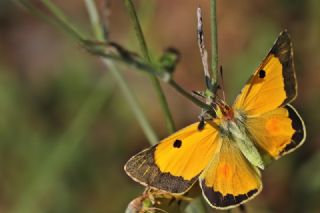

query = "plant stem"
41;0;85;41
123;0;150;62
210;0;218;93
16;0;83;42
169;80;210;110
19;0;212;142
103;60;159;144
84;0;104;40
123;0;176;133
84;0;158;145
23;0;158;144
19;0;209;115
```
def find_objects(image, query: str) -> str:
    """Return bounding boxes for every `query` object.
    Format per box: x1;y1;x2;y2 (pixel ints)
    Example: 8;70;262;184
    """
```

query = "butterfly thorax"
215;107;238;138
212;101;265;170
218;102;234;120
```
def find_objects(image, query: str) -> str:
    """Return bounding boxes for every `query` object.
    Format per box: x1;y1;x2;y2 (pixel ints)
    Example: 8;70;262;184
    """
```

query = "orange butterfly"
125;31;306;209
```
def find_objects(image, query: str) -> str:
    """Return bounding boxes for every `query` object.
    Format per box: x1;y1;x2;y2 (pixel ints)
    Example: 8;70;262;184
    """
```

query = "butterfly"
124;31;306;209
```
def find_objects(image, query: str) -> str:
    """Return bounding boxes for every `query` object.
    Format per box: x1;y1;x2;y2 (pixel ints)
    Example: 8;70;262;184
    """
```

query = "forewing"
200;138;262;209
233;31;297;116
246;105;306;160
125;122;220;194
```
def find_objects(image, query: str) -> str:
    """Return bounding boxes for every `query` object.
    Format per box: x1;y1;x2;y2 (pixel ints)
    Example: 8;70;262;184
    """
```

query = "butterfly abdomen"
218;117;265;170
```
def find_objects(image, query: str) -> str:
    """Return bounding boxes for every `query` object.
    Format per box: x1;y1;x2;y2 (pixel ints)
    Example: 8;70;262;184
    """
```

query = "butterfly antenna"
192;90;206;99
220;65;226;101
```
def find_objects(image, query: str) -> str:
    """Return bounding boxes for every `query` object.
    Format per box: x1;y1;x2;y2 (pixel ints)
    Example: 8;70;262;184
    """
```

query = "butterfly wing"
246;104;305;159
233;31;306;160
200;138;262;209
233;31;297;116
124;122;221;194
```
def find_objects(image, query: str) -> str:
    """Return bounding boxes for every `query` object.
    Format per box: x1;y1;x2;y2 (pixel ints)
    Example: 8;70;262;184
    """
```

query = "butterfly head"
212;99;234;121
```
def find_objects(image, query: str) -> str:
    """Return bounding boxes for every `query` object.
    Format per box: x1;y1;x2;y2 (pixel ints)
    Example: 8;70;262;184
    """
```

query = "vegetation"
0;0;318;212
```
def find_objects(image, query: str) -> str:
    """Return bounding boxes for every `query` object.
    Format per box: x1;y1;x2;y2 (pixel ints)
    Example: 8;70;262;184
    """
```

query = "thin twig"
197;6;214;106
84;0;104;40
41;0;86;41
16;0;83;42
123;0;176;133
210;0;219;95
101;0;110;39
197;7;211;91
17;0;212;141
22;0;158;145
102;60;159;145
169;80;211;110
83;41;211;110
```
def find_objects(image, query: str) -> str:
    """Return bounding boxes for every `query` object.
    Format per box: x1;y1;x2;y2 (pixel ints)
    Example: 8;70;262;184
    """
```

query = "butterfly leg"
198;110;214;130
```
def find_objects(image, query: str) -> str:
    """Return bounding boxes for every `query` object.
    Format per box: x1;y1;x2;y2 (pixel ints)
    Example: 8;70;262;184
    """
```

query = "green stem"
93;51;169;80
21;0;158;144
84;0;158;145
123;0;176;133
103;60;159;144
41;0;85;41
153;79;176;133
18;0;207;117
18;0;211;142
16;0;82;42
123;0;150;61
210;0;218;93
84;0;104;40
169;80;210;110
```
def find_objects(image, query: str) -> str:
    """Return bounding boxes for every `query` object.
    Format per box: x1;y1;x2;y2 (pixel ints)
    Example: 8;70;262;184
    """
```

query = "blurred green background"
0;0;319;212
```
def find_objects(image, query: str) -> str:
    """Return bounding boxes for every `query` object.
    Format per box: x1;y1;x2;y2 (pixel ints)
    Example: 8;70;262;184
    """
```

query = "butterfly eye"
258;70;266;78
173;139;182;148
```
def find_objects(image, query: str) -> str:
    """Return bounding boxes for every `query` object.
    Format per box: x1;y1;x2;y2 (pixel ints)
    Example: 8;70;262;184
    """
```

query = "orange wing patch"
246;105;305;159
200;138;262;209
